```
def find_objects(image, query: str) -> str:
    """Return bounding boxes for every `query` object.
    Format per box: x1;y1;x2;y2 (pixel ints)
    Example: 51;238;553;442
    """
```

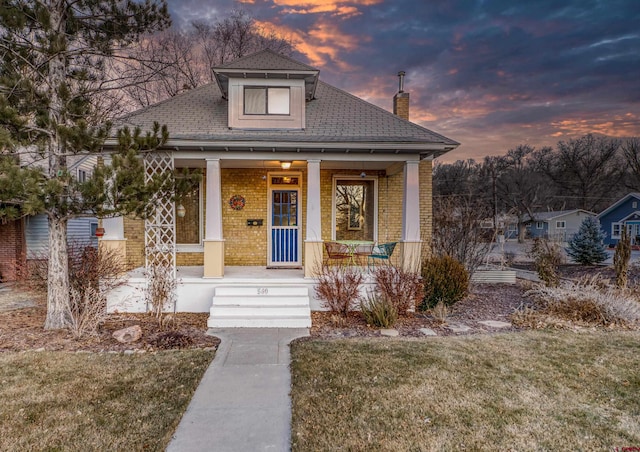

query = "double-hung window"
244;87;290;115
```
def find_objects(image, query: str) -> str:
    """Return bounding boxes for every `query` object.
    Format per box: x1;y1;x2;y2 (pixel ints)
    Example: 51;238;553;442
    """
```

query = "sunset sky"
166;0;640;162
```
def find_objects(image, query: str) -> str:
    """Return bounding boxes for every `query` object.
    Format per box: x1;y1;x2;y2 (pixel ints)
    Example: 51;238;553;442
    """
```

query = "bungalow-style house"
0;156;99;282
524;209;596;241
103;50;459;327
598;193;640;246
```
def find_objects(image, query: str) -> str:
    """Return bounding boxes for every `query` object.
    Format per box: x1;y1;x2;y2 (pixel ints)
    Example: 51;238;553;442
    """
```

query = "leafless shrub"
518;278;640;328
66;286;107;338
18;241;126;337
314;265;364;317
372;265;424;314
431;300;448;324
614;226;631;288
432;195;491;274
529;238;564;287
144;255;177;326
360;293;398;328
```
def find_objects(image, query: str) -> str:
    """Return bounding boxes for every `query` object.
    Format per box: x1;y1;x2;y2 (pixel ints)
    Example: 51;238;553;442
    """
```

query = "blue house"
524;209;596;242
598;193;640;247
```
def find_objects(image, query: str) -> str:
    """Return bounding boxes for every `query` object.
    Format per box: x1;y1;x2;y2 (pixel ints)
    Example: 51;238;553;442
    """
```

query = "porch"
106;265;380;327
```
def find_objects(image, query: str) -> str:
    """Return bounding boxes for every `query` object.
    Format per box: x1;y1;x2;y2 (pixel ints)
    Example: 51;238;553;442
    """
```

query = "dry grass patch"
0;350;214;451
291;331;640;451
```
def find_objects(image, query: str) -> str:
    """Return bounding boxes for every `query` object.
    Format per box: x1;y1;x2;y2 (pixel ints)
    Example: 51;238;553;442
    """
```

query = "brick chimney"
393;71;409;120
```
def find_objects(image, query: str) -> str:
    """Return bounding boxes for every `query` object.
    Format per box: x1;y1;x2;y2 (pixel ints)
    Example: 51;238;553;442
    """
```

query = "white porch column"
203;158;224;278
401;160;422;272
304;159;323;277
99;216;126;269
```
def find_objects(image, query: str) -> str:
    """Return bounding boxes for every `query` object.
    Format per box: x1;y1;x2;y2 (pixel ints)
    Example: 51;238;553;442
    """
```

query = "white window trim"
611;222;622;239
244;86;291;116
536;221;544;229
331;175;378;241
556;221;566;229
176;178;204;250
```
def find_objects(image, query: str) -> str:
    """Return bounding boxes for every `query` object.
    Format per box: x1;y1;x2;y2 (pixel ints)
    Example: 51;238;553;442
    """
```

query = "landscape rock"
446;323;471;333
419;328;438;336
478;320;512;329
112;325;142;343
380;329;399;337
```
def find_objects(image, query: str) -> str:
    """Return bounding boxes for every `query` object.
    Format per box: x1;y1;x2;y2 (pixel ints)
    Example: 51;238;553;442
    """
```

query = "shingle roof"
216;49;318;72
116;52;459;152
525;209;595;222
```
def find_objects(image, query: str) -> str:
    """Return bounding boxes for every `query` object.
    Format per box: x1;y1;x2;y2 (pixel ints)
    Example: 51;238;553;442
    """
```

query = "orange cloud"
551;113;640;137
255;19;366;70
273;0;382;17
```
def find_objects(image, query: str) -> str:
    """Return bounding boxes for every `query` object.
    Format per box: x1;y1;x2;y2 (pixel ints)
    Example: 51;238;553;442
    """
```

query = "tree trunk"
43;1;71;330
518;221;527;243
44;216;71;330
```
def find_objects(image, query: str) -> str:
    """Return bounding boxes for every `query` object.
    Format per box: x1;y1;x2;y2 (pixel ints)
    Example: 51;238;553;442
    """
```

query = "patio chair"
324;241;351;266
367;242;397;269
354;242;374;266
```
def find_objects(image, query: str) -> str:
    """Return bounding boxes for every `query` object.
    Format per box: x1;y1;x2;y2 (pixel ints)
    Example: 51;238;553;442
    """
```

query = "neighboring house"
524;209;596;241
103;50;459;325
0;156;99;281
480;214;519;240
597;193;640;247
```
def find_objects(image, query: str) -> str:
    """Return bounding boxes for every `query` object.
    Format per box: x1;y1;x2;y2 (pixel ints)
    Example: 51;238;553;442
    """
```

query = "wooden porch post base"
399;241;422;274
204;240;225;278
304;241;323;278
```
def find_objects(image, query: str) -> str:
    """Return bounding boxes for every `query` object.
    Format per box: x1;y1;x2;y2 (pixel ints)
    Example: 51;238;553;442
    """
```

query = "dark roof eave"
103;137;458;154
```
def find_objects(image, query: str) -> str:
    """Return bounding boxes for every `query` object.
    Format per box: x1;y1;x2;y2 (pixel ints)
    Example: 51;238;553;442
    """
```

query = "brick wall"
222;168;271;266
0;218;25;281
124;216;145;270
420;159;433;262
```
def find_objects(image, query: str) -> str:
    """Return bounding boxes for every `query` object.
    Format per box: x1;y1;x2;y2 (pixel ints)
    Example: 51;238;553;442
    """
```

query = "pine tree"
566;216;608;265
0;1;175;330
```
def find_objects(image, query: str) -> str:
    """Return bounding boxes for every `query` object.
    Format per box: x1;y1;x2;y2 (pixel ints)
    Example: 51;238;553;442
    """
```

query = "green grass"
291;331;640;451
0;350;214;451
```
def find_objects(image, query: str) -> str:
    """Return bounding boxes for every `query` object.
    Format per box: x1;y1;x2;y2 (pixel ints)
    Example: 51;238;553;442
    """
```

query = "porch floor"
126;265;305;281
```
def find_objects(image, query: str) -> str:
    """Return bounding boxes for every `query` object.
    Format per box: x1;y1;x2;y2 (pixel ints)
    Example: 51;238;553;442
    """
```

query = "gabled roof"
213;49;320;101
115;52;459;156
597;193;640;218
217;49;318;72
525;209;595;222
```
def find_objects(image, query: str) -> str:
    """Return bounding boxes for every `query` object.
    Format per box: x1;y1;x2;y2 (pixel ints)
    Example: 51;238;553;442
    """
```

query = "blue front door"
269;189;301;267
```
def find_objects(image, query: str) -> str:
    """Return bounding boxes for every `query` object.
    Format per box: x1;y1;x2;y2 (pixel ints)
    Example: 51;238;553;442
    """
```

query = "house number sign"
257;288;269;295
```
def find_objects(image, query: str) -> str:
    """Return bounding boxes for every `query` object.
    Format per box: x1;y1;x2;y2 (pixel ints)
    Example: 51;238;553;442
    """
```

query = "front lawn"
291;331;640;451
0;350;214;451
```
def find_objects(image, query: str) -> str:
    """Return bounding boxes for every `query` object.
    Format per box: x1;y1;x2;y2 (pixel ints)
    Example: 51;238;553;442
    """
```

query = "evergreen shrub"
421;255;469;310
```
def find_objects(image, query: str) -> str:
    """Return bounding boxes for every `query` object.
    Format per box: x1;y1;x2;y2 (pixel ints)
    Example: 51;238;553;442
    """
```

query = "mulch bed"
310;283;531;338
0;291;219;352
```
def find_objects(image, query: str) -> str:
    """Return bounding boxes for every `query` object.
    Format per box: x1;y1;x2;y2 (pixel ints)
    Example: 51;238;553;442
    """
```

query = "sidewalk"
167;328;309;452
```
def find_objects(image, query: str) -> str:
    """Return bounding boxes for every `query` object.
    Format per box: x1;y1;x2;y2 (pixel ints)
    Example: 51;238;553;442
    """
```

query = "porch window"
333;178;376;241
556;221;566;229
244;87;290;115
176;178;201;245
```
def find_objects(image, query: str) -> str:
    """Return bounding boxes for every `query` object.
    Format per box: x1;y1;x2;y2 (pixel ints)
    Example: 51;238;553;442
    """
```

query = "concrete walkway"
167;328;309;452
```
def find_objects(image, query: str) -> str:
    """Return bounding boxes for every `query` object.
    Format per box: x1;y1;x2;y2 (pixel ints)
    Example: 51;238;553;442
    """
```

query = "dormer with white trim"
213;49;319;130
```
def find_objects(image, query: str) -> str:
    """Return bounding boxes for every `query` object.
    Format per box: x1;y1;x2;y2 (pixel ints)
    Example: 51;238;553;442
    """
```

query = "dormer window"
244;87;290;115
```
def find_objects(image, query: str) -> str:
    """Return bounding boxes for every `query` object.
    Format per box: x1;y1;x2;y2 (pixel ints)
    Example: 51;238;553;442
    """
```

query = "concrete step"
208;285;311;329
212;296;310;307
207;317;311;328
214;286;309;297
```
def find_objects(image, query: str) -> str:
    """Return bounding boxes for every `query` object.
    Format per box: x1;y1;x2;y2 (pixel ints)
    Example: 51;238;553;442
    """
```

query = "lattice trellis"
144;151;177;311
